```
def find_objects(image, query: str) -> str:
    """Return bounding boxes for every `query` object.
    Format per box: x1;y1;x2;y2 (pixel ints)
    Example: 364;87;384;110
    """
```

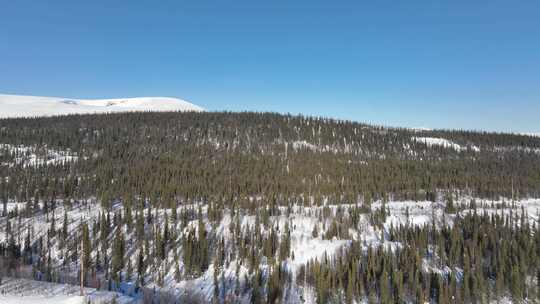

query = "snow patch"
413;137;480;152
291;140;319;152
519;132;540;138
0;143;79;167
413;137;463;151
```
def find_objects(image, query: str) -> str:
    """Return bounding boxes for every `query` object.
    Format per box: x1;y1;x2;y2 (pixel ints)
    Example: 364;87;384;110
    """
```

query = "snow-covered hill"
0;94;204;118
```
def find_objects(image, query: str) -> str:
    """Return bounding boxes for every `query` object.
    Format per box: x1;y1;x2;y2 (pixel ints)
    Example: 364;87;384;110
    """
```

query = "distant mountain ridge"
0;94;204;118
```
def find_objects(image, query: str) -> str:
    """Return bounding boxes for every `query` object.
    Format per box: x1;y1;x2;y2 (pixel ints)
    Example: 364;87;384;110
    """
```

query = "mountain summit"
0;94;204;118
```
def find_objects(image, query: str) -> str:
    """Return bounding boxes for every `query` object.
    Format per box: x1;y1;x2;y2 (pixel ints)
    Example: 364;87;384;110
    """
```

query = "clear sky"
1;1;539;133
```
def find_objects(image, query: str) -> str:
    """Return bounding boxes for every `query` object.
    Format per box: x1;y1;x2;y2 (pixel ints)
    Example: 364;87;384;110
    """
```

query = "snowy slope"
0;277;136;304
0;94;204;118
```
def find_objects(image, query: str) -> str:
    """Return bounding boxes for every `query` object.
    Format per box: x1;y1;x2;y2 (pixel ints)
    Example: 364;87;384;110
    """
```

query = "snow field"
1;196;539;303
0;94;204;118
0;277;133;304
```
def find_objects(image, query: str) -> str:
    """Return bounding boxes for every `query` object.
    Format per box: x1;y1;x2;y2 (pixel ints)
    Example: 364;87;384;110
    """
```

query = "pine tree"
126;259;132;281
510;265;523;300
124;202;133;231
137;246;145;283
279;222;291;261
346;269;355;304
111;227;125;282
174;259;181;282
81;222;92;274
61;210;68;247
312;224;319;238
379;270;391;304
213;264;220;304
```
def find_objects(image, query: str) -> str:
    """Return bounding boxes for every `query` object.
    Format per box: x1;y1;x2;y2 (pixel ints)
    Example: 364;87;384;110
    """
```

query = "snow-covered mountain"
0;94;204;118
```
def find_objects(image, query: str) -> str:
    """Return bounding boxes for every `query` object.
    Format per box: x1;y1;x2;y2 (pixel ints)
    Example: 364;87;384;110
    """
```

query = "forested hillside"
1;111;539;203
1;112;539;303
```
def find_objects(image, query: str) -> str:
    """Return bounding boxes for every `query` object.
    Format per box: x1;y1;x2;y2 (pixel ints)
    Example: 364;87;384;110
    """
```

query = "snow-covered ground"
291;140;319;152
494;145;540;155
2;195;538;303
413;136;480;152
0;143;80;167
0;277;135;304
413;137;462;150
0;94;204;118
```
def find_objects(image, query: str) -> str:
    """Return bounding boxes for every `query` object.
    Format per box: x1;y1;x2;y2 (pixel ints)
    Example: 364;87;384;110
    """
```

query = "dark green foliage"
111;227;125;281
302;210;539;303
182;212;209;277
0;112;539;206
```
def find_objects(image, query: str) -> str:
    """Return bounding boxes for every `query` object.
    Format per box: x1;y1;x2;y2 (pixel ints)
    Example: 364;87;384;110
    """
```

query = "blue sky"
1;1;539;132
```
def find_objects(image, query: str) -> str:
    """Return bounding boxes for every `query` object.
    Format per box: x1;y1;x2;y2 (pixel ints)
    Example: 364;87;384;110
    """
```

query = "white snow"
0;277;135;304
413;136;480;152
0;143;79;167
284;215;349;271
413;137;463;151
411;127;433;132
376;200;437;229
0;295;85;304
0;94;204;118
3;196;539;303
519;132;540;138
291;140;319;152
494;145;540;155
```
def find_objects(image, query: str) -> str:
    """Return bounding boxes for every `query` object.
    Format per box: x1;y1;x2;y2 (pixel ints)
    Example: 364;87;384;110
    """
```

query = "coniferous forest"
1;111;539;303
